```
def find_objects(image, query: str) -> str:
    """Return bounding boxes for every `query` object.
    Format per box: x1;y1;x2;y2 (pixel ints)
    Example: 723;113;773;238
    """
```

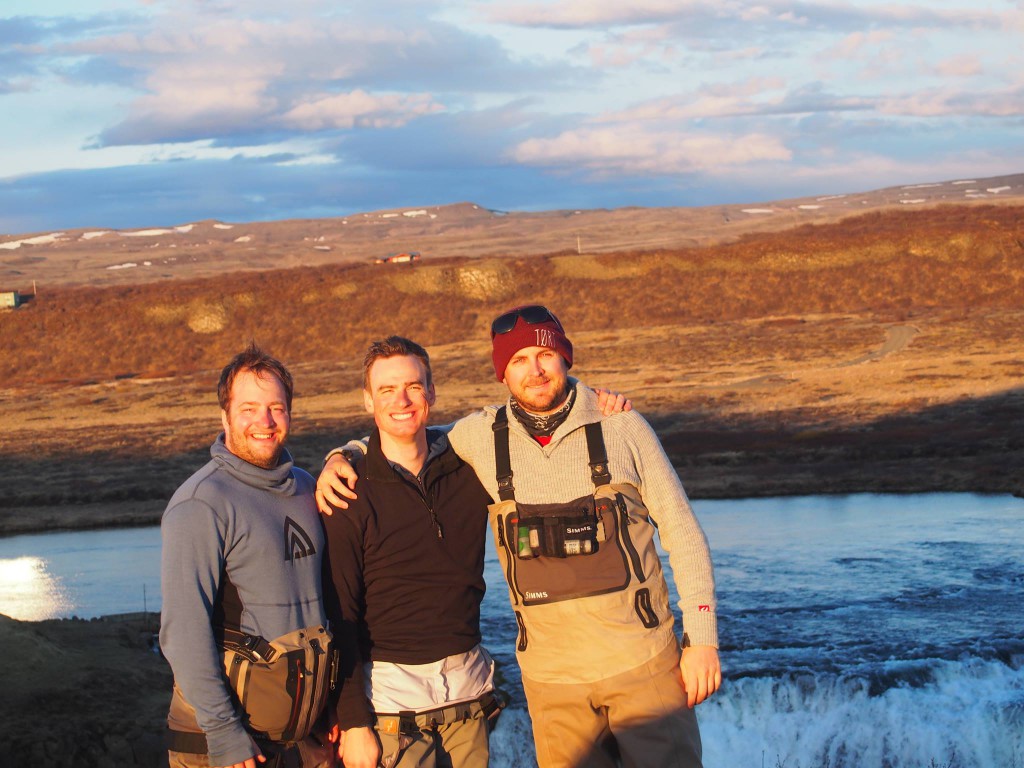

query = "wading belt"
492;405;611;502
375;691;505;736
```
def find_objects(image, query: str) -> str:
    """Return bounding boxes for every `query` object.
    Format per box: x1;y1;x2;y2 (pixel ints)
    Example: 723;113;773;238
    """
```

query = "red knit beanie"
490;305;573;381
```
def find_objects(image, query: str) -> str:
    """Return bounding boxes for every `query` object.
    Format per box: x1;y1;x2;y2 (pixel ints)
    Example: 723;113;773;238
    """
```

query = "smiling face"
220;369;291;469
363;354;436;442
502;345;570;414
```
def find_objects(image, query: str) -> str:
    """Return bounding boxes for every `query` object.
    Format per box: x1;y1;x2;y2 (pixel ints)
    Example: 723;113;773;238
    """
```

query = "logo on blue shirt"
284;517;316;561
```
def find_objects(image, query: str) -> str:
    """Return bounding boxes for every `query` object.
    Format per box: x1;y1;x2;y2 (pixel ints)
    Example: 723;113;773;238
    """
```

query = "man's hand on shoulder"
592;387;633;416
315;454;359;515
679;645;722;708
339;725;381;768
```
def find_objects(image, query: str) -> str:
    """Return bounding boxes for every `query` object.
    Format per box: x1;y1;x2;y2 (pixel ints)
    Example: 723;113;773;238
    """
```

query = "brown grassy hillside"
2;204;1021;385
1;203;1023;525
5;173;1021;291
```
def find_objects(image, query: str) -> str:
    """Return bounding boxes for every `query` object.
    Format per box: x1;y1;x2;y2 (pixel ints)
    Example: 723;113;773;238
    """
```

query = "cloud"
822;30;895;60
876;86;1024;117
42;6;589;148
934;54;984;79
0;151;637;233
484;0;1005;33
94;64;282;145
781;149;1018;190
281;89;444;131
599;80;870;122
0;12;139;46
0;16;48;46
512;124;792;177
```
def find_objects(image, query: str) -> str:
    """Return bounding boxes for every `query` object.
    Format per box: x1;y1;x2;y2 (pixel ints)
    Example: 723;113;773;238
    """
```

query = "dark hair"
362;336;432;391
217;342;294;411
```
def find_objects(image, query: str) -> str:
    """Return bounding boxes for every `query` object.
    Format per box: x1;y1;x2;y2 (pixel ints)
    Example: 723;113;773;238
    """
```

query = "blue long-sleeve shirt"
160;435;325;766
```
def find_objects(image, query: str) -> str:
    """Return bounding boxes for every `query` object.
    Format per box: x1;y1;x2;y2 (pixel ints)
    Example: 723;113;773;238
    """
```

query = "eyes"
377;383;427;396
238;404;288;416
510;350;558;367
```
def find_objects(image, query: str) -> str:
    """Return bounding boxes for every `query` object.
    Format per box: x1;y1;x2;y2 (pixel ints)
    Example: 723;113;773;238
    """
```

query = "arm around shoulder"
316;445;365;513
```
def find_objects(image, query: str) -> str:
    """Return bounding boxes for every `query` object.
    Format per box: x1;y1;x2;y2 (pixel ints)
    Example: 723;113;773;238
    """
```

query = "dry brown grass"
1;204;1021;386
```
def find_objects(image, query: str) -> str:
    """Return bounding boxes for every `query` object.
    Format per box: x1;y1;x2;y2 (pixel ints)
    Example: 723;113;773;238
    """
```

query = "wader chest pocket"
508;497;609;559
499;494;633;605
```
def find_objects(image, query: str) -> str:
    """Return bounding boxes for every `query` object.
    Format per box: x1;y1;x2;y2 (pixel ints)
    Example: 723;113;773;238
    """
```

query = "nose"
394;387;412;406
257;407;276;427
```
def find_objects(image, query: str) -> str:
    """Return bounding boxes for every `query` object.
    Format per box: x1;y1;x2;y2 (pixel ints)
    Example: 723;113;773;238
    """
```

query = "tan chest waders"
488;408;673;670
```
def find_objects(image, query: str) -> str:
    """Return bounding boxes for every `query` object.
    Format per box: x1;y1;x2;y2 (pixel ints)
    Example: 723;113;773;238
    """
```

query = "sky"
1;0;1022;233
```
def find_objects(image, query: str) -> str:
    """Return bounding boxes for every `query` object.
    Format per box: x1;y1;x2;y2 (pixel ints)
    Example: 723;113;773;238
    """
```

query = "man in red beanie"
319;306;719;767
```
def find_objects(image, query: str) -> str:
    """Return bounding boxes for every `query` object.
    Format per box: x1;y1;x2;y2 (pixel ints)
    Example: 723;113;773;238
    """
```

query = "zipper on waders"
617;495;646;582
496;513;521;605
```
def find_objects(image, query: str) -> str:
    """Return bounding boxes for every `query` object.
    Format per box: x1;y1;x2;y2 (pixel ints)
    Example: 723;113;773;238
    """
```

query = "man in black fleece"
322;337;499;768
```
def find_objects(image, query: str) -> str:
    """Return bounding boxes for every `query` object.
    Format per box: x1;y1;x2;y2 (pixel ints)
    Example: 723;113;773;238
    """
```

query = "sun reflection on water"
0;556;74;620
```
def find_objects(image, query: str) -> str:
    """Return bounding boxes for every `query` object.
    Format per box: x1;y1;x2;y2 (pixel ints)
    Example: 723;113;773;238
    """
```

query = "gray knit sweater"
448;379;719;650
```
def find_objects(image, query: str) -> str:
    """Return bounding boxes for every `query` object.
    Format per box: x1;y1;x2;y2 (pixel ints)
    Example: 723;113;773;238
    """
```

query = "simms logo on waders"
284;517;316;561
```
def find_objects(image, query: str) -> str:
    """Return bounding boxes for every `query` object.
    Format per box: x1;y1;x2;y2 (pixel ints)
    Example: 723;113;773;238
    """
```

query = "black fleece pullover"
322;427;492;728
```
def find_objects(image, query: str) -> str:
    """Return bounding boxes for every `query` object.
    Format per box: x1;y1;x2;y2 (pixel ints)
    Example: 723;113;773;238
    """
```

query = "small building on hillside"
374;251;421;265
0;290;21;309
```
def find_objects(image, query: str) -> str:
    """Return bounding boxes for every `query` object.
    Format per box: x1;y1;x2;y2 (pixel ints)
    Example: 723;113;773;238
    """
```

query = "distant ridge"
1;172;1022;290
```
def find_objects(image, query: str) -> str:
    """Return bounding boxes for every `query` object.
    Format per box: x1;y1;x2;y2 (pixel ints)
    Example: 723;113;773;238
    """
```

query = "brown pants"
522;641;702;768
377;715;490;768
168;734;334;768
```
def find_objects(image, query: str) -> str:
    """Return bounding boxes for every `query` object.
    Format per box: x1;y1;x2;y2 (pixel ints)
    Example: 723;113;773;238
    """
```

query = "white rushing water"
1;493;1021;767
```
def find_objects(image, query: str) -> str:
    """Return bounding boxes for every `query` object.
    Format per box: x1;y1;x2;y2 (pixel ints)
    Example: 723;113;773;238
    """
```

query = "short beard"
224;426;286;469
515;385;568;414
246;450;283;470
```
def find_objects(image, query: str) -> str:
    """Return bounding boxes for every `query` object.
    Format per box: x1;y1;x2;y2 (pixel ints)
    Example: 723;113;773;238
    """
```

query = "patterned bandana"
509;384;577;437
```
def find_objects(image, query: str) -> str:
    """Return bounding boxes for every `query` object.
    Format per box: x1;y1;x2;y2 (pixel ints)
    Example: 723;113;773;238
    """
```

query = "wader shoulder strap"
493;407;611;499
493;406;515;501
585;421;611;488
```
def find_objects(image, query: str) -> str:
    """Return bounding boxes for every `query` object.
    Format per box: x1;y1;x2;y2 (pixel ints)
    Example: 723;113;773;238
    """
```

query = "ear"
220;409;230;434
426;382;437;406
363;389;374;414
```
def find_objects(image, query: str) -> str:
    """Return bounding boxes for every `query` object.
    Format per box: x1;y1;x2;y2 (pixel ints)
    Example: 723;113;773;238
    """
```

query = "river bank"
2;459;1021;538
0;500;167;537
0;611;170;767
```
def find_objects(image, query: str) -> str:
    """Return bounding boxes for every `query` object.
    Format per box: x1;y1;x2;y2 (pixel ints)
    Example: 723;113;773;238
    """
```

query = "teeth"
391;413;413;421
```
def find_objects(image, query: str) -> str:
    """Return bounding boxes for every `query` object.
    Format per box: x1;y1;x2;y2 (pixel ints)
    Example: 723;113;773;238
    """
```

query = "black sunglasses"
491;305;563;336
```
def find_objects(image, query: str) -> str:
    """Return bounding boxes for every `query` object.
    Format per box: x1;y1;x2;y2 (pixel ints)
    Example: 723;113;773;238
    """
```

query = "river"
1;493;1021;767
